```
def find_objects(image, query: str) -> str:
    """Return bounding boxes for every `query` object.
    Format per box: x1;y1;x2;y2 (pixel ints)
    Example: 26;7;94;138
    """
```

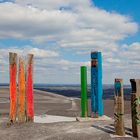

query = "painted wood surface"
26;54;34;122
130;79;140;138
18;57;26;123
91;52;103;117
81;66;88;117
114;79;125;136
9;52;17;123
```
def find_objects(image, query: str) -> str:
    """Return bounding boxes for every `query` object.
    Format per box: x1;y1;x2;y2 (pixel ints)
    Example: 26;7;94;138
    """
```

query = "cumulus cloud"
0;3;76;39
0;46;59;58
0;1;138;45
15;0;91;10
29;48;59;58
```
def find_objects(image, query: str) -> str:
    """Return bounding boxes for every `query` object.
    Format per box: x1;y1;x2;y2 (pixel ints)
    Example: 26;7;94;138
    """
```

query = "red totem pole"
9;52;17;123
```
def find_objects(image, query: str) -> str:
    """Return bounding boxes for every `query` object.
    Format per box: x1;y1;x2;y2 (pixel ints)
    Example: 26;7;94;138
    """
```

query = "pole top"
130;79;140;94
91;51;102;59
91;51;98;54
91;51;101;54
115;79;123;82
81;66;87;69
9;52;17;64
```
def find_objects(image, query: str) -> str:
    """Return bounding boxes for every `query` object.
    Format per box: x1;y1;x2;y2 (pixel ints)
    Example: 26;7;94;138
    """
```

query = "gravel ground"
0;88;136;140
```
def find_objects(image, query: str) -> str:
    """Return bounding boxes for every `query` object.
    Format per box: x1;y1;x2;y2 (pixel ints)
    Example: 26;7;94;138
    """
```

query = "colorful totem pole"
9;52;34;123
18;57;26;122
130;79;140;138
26;54;34;122
80;66;88;117
114;79;125;136
91;52;103;117
9;52;17;123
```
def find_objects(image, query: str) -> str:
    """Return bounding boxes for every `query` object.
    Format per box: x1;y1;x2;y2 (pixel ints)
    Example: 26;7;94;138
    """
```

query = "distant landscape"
0;83;131;100
34;84;132;100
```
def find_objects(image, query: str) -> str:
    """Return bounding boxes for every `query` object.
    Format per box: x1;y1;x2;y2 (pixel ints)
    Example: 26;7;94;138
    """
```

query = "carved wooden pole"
17;57;26;123
9;52;17;123
26;54;34;122
91;52;103;117
114;79;125;136
130;79;140;138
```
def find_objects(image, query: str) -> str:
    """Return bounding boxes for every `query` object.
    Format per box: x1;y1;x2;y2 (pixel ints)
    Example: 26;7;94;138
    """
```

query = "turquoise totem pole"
91;52;104;117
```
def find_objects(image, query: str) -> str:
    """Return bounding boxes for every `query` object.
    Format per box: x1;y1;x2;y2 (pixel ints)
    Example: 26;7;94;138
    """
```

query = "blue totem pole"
91;52;104;117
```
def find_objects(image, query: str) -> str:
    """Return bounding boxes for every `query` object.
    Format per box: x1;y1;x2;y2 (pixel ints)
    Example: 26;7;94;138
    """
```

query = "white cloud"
15;0;91;10
0;46;59;58
0;3;76;39
0;1;138;46
106;58;121;63
28;48;59;58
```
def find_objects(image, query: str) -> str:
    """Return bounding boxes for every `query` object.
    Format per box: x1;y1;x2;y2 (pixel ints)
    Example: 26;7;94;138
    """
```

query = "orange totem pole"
26;54;34;122
18;57;26;122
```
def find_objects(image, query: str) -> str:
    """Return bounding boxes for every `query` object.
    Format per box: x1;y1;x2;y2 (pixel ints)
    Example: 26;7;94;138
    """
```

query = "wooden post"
130;79;140;138
114;79;125;136
17;57;26;123
81;66;88;117
9;52;17;123
26;54;34;122
91;52;103;117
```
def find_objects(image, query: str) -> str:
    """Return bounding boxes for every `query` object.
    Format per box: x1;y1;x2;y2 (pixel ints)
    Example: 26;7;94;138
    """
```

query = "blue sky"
0;0;139;84
93;0;140;44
